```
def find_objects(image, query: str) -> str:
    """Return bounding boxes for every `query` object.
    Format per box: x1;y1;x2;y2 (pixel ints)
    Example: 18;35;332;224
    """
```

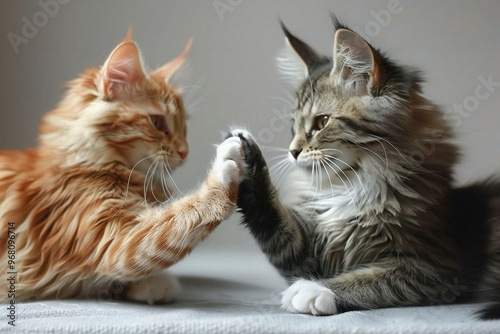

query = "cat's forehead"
158;99;179;114
141;86;182;113
295;74;342;117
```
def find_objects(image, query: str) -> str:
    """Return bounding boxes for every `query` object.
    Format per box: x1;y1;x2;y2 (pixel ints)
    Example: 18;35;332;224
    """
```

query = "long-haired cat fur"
0;31;246;303
228;18;500;319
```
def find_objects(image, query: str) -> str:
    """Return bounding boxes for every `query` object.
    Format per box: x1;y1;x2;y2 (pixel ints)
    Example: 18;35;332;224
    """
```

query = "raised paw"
213;136;246;187
281;279;338;316
226;128;266;176
125;272;181;305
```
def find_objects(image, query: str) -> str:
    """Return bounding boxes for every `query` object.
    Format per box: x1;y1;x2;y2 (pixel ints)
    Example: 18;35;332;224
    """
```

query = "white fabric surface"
2;248;500;334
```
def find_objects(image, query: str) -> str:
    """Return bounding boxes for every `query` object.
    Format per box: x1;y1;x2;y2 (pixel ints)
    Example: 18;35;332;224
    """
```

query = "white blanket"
3;248;500;334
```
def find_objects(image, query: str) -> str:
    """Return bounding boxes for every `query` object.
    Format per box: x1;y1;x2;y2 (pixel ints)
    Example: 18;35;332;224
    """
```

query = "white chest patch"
278;164;393;231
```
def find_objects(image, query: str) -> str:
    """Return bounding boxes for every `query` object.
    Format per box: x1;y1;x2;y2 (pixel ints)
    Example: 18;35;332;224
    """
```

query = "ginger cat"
0;32;245;303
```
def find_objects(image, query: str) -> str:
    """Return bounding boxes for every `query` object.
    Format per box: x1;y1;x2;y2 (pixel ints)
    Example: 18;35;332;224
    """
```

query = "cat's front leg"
281;260;446;315
227;129;312;279
281;279;337;315
97;136;246;296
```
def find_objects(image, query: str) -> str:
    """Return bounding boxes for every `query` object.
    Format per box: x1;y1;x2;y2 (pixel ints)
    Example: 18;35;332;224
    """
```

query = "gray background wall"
1;0;499;255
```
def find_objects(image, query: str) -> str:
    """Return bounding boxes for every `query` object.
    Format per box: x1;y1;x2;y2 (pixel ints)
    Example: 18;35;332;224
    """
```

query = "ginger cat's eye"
150;114;168;134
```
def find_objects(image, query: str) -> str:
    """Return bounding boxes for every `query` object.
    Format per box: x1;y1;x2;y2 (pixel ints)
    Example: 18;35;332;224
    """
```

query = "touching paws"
281;279;338;315
225;129;267;176
125;272;181;305
213;135;246;187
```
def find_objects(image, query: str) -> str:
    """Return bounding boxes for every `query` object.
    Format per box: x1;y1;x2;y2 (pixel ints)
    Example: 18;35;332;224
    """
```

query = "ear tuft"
276;45;309;86
152;38;193;84
279;21;325;79
123;26;133;42
330;13;349;31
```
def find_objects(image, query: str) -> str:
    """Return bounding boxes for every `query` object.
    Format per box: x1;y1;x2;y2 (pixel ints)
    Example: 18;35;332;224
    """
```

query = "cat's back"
0;149;38;197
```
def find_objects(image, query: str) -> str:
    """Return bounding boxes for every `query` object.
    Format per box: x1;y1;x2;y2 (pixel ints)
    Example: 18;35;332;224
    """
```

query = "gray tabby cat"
227;18;500;318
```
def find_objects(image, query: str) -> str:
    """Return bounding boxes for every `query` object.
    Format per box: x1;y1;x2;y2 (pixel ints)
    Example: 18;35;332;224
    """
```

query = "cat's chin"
165;161;180;171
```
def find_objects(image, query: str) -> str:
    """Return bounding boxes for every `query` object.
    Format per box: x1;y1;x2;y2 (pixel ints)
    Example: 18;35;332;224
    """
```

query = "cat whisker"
268;158;292;192
306;75;316;111
184;93;206;115
179;77;208;114
142;160;154;207
351;142;388;169
321;159;350;193
308;160;317;191
266;96;295;108
318;160;323;194
177;75;207;97
300;160;322;224
111;154;158;219
367;135;412;167
262;146;291;153
312;160;326;203
320;148;358;190
359;138;390;171
371;138;389;172
268;154;290;170
322;153;367;197
322;157;360;210
311;160;321;193
163;159;184;196
267;153;290;165
159;158;174;200
154;160;168;203
319;148;343;155
319;160;336;198
145;158;163;206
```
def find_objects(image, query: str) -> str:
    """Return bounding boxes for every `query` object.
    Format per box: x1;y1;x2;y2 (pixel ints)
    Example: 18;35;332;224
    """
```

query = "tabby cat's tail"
451;181;500;320
475;182;500;320
479;302;500;320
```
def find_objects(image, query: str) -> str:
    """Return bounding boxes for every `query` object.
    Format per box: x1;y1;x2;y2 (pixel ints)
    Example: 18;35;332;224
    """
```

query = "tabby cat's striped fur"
231;19;500;319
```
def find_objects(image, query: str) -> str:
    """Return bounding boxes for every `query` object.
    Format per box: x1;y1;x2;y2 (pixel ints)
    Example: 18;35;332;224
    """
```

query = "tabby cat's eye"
307;115;330;139
314;115;330;131
150;114;168;134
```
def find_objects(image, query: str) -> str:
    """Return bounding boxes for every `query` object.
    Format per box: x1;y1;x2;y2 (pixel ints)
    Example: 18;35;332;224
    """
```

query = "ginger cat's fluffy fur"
0;32;245;303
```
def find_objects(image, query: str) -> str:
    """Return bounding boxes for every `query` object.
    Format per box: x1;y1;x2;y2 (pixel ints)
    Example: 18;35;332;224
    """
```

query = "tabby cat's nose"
290;148;302;160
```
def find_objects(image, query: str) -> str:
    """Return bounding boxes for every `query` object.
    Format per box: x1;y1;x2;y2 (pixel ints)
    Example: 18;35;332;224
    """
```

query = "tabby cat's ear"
330;29;381;96
277;22;325;84
151;38;192;84
99;39;146;100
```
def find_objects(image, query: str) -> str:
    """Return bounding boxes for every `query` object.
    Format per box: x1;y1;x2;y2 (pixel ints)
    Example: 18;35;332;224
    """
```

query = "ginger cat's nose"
177;142;189;160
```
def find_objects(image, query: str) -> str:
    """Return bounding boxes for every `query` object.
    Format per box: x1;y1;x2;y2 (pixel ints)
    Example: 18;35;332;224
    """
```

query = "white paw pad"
214;136;246;186
126;272;181;305
281;279;338;315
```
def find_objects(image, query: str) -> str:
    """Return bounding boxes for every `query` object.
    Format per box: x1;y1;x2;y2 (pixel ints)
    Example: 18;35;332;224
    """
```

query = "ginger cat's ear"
152;38;192;84
99;31;145;100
